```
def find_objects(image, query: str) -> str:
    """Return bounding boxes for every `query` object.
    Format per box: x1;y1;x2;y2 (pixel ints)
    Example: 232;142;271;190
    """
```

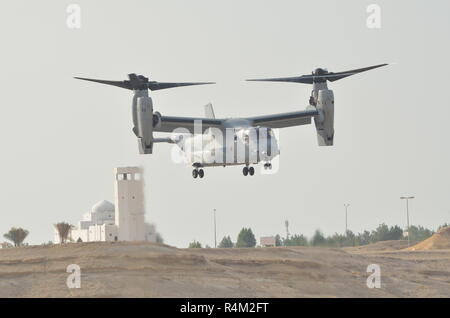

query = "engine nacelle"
314;89;334;146
136;96;154;154
152;111;162;130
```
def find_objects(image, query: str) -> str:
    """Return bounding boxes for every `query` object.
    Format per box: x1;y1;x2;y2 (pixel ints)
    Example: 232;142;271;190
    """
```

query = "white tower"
114;167;145;241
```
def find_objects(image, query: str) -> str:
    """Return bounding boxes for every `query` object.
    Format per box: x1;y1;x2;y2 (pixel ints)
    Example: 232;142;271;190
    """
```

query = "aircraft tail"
204;103;215;119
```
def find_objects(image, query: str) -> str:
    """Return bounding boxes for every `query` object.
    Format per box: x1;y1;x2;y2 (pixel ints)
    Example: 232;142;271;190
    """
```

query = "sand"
406;227;450;251
0;240;450;297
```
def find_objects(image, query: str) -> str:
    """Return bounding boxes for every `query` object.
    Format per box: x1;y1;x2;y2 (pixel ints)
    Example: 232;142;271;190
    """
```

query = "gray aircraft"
75;64;387;178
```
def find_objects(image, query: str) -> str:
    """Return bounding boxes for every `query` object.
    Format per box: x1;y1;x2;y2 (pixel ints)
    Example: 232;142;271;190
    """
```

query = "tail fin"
204;103;215;119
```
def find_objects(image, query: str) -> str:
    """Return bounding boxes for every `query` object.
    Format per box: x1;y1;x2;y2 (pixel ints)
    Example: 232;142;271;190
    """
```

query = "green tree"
325;230;357;247
387;225;404;240
284;234;308;246
310;229;326;246
355;230;372;246
344;230;357;246
408;225;433;243
155;233;164;244
370;223;390;242
326;233;346;247
275;234;282;246
188;240;202;248
218;236;234;248
3;227;29;247
236;228;256;248
370;224;404;242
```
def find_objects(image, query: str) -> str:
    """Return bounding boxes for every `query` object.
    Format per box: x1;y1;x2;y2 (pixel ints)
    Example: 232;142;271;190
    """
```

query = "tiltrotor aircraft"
75;64;387;178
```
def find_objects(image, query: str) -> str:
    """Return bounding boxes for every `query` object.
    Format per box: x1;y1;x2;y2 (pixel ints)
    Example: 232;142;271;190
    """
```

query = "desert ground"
1;229;450;297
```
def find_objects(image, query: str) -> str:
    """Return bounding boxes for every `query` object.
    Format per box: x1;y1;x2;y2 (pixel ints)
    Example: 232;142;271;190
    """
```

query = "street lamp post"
344;204;350;234
400;196;415;247
213;209;217;248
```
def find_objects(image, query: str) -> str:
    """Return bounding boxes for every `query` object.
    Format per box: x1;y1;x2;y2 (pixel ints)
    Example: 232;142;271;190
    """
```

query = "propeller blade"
325;63;388;82
247;75;313;84
73;77;131;89
74;74;215;91
148;81;216;91
246;63;388;84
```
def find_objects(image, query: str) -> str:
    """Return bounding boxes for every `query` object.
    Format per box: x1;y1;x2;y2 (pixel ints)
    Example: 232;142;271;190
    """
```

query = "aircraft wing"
246;109;319;128
154;115;223;134
154;108;319;133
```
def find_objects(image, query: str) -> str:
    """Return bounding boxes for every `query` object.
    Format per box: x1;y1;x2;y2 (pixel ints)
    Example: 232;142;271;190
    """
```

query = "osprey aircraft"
75;64;387;178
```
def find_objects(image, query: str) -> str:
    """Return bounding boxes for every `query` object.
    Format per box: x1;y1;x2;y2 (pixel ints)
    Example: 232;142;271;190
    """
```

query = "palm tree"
3;227;29;247
54;222;73;244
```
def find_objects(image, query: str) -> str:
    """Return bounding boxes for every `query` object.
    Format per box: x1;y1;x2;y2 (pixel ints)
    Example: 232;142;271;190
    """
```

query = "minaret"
114;167;145;241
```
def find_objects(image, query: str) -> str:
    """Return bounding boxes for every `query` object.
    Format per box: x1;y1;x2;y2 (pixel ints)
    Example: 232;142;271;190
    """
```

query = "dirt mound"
406;227;450;251
344;240;409;253
1;241;450;297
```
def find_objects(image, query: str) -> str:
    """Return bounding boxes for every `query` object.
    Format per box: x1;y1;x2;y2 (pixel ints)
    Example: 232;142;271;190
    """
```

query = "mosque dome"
91;200;115;213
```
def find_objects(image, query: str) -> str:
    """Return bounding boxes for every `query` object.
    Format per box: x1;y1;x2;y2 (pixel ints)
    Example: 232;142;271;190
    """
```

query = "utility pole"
285;220;290;240
344;204;350;234
400;196;414;247
213;208;217;248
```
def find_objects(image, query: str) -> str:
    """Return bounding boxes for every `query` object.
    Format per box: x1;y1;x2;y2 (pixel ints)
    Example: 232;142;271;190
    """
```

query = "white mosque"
54;167;160;243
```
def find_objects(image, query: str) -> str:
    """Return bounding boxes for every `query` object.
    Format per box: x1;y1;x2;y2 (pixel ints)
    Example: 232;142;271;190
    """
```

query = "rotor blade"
75;76;215;91
246;63;388;84
246;76;313;84
148;81;216;91
325;63;388;82
74;77;131;89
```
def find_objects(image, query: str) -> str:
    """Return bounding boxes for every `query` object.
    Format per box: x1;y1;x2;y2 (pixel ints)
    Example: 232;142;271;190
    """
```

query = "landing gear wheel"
243;166;249;176
249;167;255;176
192;169;198;178
198;169;204;178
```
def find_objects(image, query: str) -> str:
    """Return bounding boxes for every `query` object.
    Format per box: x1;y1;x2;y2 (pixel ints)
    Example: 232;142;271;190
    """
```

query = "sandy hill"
1;241;450;297
344;240;409;253
406;227;450;251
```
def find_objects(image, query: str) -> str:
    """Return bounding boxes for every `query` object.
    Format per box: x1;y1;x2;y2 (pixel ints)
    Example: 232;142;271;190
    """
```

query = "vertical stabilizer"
204;103;215;119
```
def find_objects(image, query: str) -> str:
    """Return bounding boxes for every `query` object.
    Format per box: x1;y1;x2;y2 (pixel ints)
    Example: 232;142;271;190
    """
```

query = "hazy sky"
0;0;449;247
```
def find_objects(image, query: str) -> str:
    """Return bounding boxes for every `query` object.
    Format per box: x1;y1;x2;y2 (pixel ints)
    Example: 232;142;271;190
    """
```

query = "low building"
260;236;276;247
0;242;13;249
